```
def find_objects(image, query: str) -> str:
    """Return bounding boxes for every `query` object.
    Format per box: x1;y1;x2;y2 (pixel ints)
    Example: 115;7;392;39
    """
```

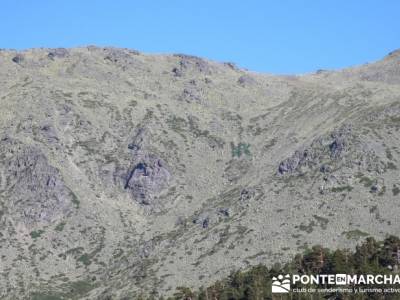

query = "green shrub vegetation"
55;222;66;232
386;162;397;170
77;254;92;266
31;280;94;300
331;185;353;193
359;176;375;188
393;185;400;196
231;142;251;158
342;229;370;240
30;230;45;239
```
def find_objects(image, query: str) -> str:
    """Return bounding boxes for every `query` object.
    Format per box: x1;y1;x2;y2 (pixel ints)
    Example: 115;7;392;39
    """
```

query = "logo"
272;274;291;293
335;274;347;285
271;273;400;294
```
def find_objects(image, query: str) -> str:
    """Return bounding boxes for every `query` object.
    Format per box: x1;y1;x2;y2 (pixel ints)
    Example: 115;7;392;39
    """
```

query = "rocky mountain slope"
0;47;400;299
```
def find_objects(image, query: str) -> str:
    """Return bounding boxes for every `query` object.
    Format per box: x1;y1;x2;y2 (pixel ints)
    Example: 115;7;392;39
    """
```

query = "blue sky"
1;1;399;74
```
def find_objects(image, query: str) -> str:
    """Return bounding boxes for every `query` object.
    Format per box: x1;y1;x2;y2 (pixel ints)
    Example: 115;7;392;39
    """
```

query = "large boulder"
124;153;171;205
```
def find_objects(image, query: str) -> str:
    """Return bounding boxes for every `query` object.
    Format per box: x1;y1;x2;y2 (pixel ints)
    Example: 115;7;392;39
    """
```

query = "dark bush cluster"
160;236;400;300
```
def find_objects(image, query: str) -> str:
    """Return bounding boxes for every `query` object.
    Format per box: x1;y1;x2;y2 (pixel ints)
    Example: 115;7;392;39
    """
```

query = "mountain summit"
0;47;400;299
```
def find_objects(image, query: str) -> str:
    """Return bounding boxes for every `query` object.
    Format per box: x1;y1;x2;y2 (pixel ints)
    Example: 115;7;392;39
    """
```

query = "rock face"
0;47;400;299
11;53;24;64
47;48;69;59
124;153;171;204
173;53;211;75
0;139;75;225
278;125;355;175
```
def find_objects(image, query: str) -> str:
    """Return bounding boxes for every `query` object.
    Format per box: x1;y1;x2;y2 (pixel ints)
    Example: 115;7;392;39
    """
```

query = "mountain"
0;46;399;299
